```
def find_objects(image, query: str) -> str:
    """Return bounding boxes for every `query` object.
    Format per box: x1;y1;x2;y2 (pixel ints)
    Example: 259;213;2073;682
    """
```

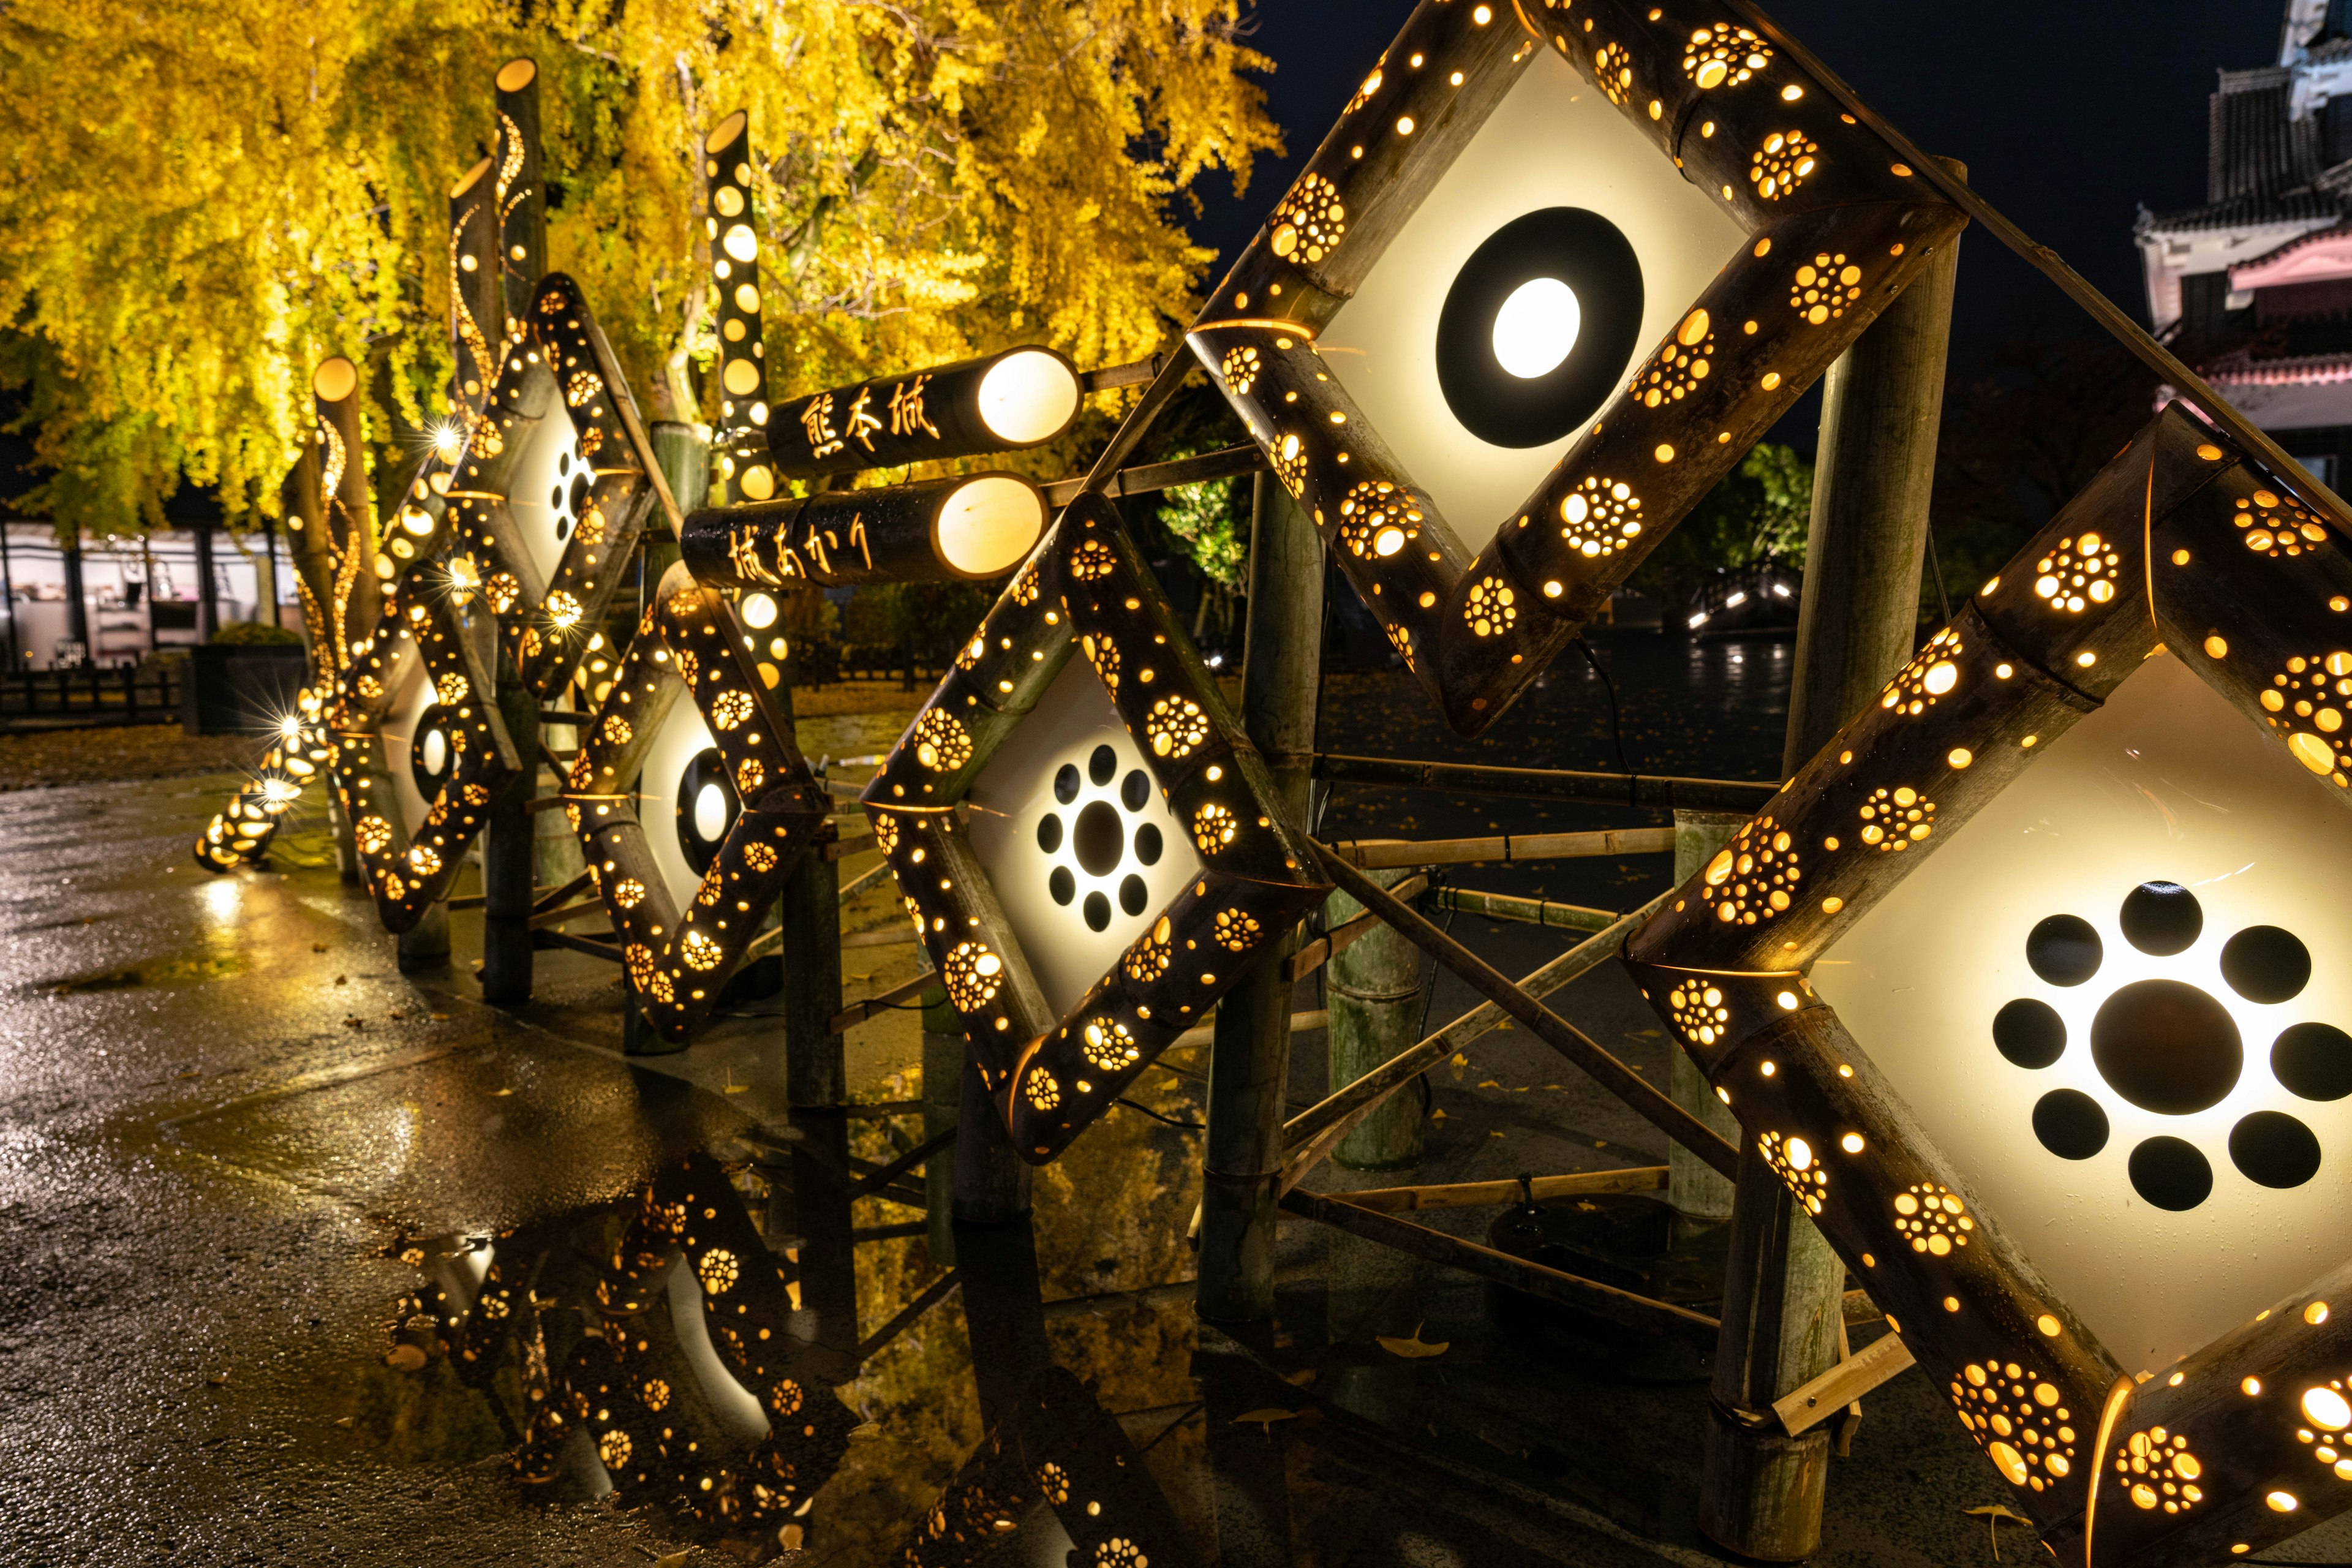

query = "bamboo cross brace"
1310;843;1739;1180
1772;1329;1917;1436
1280;1187;1719;1338
1284;873;1430;982
1280;889;1676;1188
1323;827;1676;869
1333;1166;1667;1215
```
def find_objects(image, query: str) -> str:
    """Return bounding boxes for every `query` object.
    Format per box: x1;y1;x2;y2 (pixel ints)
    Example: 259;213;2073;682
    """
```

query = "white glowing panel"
381;654;441;831
641;699;724;908
1319;47;1746;528
503;399;590;586
1813;652;2352;1371
966;660;1204;1019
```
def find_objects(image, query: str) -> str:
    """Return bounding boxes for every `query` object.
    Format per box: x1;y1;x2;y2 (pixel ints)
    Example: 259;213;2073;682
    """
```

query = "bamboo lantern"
767;347;1082;481
1623;404;2352;1565
441;273;662;698
284;357;380;677
701;110;777;505
198;161;502;875
1189;0;1966;734
190;688;335;871
323;577;522;930
559;563;829;1041
680;471;1048;589
861;495;1327;1162
493;58;546;329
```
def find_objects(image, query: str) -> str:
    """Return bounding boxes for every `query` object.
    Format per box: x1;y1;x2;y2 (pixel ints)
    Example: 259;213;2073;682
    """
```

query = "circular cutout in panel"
2025;914;2103;986
1135;823;1164;867
1434;207;1643;449
2089;978;2243;1115
2274;1022;2352;1101
1036;815;1063;854
2221;924;2312;1004
1119;874;1150;916
1082;891;1112;932
1072;801;1125;878
2230;1110;2322;1189
2033;1089;2109;1160
1088;745;1118;788
1049;865;1076;907
673;747;741;876
2119;880;2202;956
1992;998;2067;1069
2127;1136;2214;1211
409;702;456;806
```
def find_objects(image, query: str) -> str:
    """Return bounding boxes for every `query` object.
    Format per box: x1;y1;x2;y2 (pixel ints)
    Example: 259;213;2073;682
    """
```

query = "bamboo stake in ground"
1198;475;1322;1323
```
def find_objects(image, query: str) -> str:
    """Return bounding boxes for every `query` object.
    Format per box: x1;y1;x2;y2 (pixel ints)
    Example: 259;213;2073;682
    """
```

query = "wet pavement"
10;649;2352;1566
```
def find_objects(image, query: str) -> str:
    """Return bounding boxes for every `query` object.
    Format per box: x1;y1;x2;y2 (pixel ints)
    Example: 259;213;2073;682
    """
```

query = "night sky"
1196;1;2285;374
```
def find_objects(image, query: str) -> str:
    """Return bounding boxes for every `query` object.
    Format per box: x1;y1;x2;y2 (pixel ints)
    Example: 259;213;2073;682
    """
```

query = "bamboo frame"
1187;0;1966;735
559;562;830;1041
1620;404;2352;1566
860;494;1329;1163
702;108;775;505
768;347;1083;481
1313;751;1780;812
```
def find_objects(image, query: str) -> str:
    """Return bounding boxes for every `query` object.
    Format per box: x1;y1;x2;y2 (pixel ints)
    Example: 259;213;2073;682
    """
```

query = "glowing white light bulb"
694;783;729;842
1491;277;1581;379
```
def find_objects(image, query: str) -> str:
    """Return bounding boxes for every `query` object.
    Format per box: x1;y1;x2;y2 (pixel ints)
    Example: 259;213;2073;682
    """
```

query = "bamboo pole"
1425;886;1616;934
1197;473;1322;1322
1313;752;1779;813
1324;827;1674;869
1336;1165;1665;1215
1326;867;1425;1170
1697;164;1965;1564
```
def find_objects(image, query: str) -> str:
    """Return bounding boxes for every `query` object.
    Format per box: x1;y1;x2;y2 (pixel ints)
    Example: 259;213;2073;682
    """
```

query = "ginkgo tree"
0;0;1279;540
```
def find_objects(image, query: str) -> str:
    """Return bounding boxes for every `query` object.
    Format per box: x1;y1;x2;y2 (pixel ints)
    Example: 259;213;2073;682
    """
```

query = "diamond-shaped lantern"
1623;404;2352;1565
861;496;1327;1161
445;272;665;696
560;564;829;1041
1192;0;1965;733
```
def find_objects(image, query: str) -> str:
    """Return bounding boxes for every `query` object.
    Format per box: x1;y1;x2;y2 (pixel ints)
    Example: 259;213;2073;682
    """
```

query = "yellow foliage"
0;0;1277;537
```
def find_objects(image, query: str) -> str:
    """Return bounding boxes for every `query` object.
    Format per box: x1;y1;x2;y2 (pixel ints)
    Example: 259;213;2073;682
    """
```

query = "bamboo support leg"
1199;475;1322;1323
1698;162;1964;1563
1327;868;1424;1171
922;993;960;1265
1668;811;1746;1228
781;839;857;1366
480;682;537;1004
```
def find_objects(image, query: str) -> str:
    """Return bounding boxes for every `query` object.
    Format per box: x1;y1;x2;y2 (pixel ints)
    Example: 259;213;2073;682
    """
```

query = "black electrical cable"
1573;636;1633;774
1924;522;1954;625
1115;1096;1206;1131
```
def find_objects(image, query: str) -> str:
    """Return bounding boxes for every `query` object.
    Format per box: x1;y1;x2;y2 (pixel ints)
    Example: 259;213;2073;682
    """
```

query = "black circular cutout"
2230;1110;2322;1189
2274;1022;2352;1101
1121;769;1151;812
1036;813;1063;854
2128;1136;2214;1211
2119;881;2202;956
2221;925;2311;1004
409;701;455;804
2033;1089;2109;1160
2089;978;2242;1114
1135;823;1164;867
1049;866;1075;906
1054;763;1081;804
1434;207;1645;448
1088;744;1118;787
1119;874;1150;916
674;747;740;876
1082;891;1112;931
1072;801;1125;877
1993;998;2067;1069
2026;914;2103;986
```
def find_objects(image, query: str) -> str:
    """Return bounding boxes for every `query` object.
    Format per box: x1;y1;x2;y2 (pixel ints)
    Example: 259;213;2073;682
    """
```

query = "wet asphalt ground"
7;655;2352;1566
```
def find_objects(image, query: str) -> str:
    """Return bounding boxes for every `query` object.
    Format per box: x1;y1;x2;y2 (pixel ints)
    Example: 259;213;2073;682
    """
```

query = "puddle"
43;952;243;993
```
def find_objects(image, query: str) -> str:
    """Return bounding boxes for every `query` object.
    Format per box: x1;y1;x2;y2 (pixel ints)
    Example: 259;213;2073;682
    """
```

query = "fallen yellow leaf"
655;1552;692;1568
1477;1079;1502;1089
1964;1503;2033;1559
1376;1324;1449;1359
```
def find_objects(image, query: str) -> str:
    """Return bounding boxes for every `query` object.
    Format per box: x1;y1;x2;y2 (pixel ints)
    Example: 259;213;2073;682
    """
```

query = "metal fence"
0;665;181;731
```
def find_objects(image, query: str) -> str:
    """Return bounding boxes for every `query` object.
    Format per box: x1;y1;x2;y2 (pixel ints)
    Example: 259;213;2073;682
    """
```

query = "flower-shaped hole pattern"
1997;878;2343;1209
